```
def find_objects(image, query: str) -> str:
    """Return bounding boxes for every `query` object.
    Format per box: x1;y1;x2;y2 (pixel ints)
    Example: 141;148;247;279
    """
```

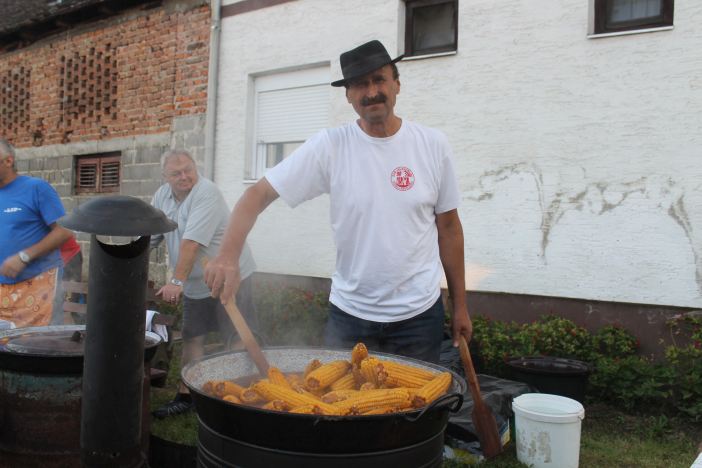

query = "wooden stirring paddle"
458;335;503;459
202;258;269;376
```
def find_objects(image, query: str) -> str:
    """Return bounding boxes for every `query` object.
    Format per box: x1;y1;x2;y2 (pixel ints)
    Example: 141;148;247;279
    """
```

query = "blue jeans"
323;296;445;363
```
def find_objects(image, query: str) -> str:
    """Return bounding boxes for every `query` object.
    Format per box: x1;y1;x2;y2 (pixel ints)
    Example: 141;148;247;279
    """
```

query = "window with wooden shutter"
74;152;121;194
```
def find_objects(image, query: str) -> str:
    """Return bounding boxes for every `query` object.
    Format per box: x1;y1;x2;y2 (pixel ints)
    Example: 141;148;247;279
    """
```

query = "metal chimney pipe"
60;196;175;468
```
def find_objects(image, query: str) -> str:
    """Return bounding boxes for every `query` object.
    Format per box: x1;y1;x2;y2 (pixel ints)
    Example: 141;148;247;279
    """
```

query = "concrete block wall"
16;114;207;286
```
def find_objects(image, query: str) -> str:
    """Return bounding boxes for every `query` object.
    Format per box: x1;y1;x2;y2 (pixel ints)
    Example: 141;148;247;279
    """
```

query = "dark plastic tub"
506;356;591;403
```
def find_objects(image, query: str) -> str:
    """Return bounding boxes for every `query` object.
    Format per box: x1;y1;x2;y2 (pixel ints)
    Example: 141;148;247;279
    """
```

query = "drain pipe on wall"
204;0;221;180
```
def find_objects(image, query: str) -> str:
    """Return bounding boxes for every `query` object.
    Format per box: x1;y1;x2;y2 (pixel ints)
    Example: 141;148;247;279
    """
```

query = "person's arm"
204;178;279;303
0;223;73;278
436;209;472;346
156;239;200;303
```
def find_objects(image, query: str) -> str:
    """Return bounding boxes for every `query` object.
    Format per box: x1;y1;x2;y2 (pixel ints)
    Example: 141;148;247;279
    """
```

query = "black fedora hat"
331;40;403;87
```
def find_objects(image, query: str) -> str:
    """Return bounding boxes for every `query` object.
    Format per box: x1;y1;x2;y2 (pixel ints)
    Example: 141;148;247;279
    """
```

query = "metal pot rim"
0;325;162;358
182;346;466;420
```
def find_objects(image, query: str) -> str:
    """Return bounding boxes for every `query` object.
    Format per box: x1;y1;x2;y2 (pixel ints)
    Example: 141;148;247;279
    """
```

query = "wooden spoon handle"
201;257;269;375
221;297;269;376
459;335;485;409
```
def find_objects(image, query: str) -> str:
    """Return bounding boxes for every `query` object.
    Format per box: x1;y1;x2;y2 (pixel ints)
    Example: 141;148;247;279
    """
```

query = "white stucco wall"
215;0;702;308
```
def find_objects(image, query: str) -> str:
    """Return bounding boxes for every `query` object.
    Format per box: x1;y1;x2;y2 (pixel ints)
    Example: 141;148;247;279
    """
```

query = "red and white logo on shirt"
391;167;415;191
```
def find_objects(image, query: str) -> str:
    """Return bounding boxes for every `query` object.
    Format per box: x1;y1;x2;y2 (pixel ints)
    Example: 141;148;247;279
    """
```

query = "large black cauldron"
182;348;465;468
0;325;162;467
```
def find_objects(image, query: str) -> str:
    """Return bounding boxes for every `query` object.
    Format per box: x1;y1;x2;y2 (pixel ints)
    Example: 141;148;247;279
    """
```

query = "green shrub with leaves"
471;313;702;420
587;355;669;410
516;316;594;361
662;314;702;419
592;324;639;357
470;315;520;374
254;283;329;347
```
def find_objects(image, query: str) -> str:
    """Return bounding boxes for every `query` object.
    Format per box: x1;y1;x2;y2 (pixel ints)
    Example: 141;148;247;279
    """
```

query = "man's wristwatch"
170;278;184;287
17;250;31;264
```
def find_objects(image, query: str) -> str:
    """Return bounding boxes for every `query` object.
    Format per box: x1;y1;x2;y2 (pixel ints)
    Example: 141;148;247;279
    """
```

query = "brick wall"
0;0;210;147
1;0;212;286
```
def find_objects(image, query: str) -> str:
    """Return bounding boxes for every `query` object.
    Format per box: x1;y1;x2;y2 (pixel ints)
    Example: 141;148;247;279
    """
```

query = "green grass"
150;341;199;446
150;345;702;467
577;404;701;468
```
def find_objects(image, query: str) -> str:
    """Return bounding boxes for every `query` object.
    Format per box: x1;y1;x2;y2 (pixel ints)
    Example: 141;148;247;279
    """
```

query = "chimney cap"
59;195;176;236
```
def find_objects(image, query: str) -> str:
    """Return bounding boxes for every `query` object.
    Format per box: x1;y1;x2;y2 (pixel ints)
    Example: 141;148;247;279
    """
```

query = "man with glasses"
0;137;73;328
150;149;257;418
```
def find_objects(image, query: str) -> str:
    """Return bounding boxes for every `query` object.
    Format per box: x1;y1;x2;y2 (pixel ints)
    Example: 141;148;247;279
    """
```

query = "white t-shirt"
265;120;461;322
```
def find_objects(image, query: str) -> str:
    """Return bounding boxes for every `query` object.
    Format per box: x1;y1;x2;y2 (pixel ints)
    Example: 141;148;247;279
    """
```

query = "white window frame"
248;66;330;180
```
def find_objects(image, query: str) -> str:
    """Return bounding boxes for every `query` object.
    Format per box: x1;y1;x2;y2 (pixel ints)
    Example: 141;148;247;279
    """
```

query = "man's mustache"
361;94;387;106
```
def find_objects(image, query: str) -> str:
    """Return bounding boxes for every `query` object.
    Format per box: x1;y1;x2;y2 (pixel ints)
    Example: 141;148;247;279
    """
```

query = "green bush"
471;313;702;421
662;314;702;419
254;283;329;347
592;324;639;357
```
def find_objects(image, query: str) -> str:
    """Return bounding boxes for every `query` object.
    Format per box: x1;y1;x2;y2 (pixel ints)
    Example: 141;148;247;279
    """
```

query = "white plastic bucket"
512;393;585;468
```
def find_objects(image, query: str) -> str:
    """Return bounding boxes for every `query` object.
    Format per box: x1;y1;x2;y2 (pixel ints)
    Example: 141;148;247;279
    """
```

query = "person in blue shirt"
0;138;72;328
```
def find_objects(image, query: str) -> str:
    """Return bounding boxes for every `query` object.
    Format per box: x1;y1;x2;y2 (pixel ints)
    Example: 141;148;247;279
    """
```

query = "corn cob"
261;399;292;412
321;389;360;403
305;360;351;390
267;367;292;389
240;387;265;404
329;372;356;391
222;394;242;404
286;373;304;387
291;381;321;399
384;365;434;388
202;380;244;398
359;382;377;391
351;364;365;386
303;359;322;378
201;380;219;396
215;381;245;398
359;357;387;387
351;342;368;366
292;379;326;399
289;404;318;414
332;388;411;416
380;360;437;381
412;372;452;408
253;381;340;415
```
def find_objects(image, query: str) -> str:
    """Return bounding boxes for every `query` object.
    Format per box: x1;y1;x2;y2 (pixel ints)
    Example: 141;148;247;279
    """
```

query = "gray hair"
160;149;196;170
0;138;16;171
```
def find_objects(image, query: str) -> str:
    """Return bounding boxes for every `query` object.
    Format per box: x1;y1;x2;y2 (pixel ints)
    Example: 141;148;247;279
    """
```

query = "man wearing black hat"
205;40;471;363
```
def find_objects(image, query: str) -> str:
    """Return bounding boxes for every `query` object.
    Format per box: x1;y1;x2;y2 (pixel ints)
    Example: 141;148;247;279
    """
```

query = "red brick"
1;5;210;148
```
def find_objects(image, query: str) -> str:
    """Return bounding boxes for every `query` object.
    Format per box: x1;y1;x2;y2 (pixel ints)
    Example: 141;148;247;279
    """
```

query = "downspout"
204;0;221;180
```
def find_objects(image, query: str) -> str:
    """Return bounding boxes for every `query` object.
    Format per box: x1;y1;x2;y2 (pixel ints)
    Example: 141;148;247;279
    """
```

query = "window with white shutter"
250;66;330;179
74;152;121;194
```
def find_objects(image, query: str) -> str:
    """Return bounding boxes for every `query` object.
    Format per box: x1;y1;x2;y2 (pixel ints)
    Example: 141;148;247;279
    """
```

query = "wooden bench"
61;280;179;386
